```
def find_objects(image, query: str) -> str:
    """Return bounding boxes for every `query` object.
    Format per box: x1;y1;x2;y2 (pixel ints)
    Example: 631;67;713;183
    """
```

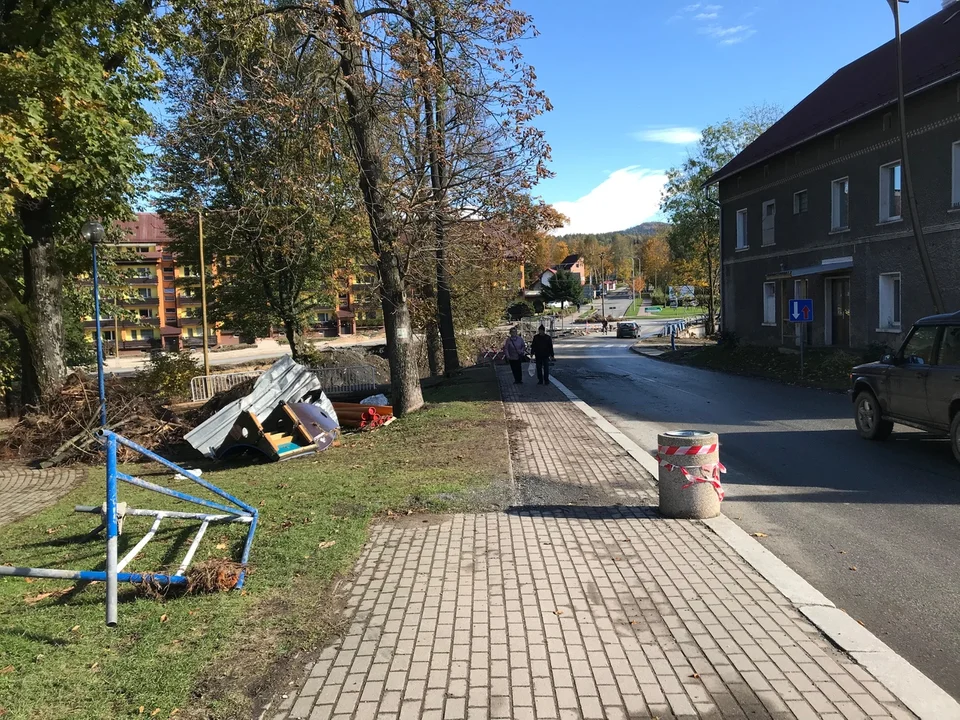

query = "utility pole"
198;211;211;396
114;296;120;359
887;0;944;313
599;252;606;332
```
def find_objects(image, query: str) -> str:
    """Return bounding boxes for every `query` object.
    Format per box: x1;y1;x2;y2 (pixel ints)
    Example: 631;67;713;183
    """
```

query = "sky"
520;0;946;235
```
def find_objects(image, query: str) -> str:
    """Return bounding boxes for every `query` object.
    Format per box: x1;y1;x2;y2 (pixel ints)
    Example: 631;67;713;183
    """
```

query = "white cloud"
699;23;756;44
695;12;718;19
633;127;701;145
550;167;667;236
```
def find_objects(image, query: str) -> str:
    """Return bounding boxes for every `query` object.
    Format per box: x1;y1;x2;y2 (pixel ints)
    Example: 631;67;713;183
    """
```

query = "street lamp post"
599;252;606;333
81;221;107;427
887;0;944;313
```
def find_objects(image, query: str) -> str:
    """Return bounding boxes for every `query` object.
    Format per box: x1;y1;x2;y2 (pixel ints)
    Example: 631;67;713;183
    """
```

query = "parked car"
850;310;960;463
616;322;639;339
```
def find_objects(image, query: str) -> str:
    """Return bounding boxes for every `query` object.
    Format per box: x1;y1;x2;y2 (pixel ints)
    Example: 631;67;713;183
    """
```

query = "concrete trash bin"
657;430;724;519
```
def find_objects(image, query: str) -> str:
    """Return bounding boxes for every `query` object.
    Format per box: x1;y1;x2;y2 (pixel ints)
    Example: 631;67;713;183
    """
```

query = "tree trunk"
282;316;303;362
333;0;424;415
18;200;66;407
425;318;442;377
425;10;459;376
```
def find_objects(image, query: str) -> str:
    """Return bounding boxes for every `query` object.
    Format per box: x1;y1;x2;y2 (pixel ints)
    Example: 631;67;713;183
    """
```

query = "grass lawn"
624;300;706;319
659;342;865;391
0;366;509;720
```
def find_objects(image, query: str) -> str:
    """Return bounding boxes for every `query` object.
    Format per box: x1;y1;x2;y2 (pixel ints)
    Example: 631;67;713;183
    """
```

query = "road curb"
548;374;960;720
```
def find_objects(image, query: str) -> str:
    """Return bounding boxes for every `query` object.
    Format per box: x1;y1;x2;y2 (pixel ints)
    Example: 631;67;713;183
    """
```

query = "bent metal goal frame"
0;429;258;627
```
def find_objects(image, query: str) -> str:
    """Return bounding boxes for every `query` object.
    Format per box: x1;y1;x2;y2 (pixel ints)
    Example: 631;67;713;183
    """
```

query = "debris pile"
0;373;192;466
186;356;350;462
332;400;395;430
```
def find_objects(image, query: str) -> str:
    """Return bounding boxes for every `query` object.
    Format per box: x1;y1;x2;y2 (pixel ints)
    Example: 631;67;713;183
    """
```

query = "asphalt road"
550;333;960;699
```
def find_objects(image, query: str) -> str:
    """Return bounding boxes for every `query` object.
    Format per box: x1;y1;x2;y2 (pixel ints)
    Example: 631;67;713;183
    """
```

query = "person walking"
503;327;527;384
601;318;609;335
530;325;555;385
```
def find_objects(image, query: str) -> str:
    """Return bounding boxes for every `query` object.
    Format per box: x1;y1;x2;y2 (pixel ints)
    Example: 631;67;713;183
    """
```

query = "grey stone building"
707;2;960;352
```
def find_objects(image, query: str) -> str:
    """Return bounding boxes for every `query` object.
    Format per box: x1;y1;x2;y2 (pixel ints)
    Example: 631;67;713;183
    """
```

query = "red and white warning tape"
656;445;726;501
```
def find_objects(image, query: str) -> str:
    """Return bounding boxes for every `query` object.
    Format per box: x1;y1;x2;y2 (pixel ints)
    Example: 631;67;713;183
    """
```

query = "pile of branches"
0;372;195;466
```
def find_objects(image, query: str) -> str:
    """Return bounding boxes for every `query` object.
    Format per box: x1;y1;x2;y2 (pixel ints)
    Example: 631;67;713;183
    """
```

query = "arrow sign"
789;298;813;323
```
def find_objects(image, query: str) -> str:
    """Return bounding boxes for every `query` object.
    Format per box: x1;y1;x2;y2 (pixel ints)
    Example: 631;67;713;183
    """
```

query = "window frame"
878;272;902;332
898;324;940;366
736;208;748;250
937;326;960;367
761;200;776;246
952;140;960;209
762;281;777;326
879;160;902;223
831;177;850;231
793;189;808;215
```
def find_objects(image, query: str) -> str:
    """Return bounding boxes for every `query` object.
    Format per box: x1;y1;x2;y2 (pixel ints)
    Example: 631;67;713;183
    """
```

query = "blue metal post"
91;244;107;427
105;433;118;627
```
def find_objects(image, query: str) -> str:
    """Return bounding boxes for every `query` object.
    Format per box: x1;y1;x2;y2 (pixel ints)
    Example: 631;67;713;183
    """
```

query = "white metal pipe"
117;515;163;572
176;520;210;575
75;506;251;523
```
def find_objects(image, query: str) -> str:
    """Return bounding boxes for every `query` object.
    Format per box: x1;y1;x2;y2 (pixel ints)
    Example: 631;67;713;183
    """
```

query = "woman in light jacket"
503;327;527;384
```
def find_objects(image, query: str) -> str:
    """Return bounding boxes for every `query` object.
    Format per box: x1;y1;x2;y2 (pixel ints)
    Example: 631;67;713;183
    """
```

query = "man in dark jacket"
530;325;555;385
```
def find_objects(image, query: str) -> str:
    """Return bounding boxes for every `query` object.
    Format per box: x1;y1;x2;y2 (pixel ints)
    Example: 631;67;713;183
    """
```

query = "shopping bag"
527;360;536;377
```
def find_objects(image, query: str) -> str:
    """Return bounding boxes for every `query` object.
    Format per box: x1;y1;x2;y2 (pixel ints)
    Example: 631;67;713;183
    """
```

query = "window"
793;190;808;214
129;330;138;341
140;330;155;340
137;288;152;299
831;178;849;230
102;330;116;342
939;327;960;366
952;141;960;208
878;273;901;330
883;113;892;131
138;308;155;318
879;162;902;221
762;201;776;245
736;209;748;249
900;325;938;365
763;282;776;325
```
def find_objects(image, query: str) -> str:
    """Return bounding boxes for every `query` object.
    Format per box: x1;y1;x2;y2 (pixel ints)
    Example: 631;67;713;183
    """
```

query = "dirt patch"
185;577;352;720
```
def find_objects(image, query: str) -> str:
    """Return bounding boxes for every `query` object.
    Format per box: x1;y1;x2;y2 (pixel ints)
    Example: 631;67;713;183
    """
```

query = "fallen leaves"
691;673;700;679
70;625;80;633
23;588;69;605
317;541;336;550
0;666;14;675
159;614;169;623
215;543;227;550
849;566;857;571
750;532;768;538
553;609;563;616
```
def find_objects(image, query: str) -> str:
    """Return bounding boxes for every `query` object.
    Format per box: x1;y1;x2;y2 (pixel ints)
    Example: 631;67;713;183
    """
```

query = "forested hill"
557;221;670;244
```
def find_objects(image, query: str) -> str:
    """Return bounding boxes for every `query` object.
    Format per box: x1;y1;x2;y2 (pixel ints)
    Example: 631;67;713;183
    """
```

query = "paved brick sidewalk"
269;370;914;720
0;465;83;528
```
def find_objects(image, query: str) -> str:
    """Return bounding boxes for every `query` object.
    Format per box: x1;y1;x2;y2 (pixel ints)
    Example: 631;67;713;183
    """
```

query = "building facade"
85;213;362;354
710;4;960;351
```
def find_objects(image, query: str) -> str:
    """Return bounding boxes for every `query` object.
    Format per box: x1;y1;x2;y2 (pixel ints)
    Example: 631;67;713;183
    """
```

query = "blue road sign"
789;298;813;323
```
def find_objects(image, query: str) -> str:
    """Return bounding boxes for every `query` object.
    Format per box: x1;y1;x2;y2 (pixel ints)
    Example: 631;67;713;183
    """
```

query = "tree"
660;104;781;334
257;0;552;413
641;234;672;290
0;0;163;404
540;269;583;327
551;241;570;266
156;3;364;361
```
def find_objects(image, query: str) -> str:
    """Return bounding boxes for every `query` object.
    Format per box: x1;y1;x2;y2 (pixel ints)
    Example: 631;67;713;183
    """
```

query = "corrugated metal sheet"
185;356;323;459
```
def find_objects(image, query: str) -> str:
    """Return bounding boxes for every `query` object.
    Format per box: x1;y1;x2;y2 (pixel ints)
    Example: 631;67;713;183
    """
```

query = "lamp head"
80;221;106;245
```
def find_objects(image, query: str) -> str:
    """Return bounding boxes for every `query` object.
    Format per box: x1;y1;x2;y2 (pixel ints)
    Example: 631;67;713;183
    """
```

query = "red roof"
708;4;960;185
116;213;172;244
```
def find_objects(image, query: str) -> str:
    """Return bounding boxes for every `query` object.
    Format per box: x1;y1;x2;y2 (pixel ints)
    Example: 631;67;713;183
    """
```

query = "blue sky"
522;0;944;234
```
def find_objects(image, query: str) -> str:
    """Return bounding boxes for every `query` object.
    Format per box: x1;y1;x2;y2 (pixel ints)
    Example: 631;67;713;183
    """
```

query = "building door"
830;278;851;347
